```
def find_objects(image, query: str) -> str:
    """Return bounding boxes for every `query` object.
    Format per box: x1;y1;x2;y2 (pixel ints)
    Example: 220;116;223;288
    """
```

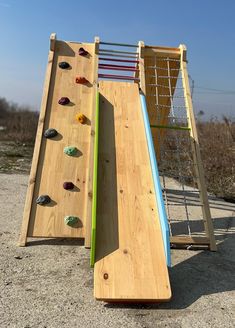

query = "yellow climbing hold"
75;113;86;124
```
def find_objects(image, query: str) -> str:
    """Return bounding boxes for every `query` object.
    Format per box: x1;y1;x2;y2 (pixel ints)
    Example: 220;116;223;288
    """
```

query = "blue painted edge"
140;93;171;267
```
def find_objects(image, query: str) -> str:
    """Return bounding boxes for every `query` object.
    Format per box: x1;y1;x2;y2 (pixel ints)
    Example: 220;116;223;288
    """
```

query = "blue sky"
0;0;234;118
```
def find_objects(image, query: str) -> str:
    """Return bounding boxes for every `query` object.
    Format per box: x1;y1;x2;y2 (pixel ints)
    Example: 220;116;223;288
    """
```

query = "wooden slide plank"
20;39;96;242
94;81;171;302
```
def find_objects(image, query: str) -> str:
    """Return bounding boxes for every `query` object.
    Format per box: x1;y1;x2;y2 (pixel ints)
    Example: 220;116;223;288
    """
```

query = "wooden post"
179;44;217;251
85;36;100;248
138;41;146;94
18;33;57;246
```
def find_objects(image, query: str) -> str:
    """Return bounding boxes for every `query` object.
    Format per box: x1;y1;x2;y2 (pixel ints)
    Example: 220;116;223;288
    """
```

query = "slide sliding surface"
94;81;171;302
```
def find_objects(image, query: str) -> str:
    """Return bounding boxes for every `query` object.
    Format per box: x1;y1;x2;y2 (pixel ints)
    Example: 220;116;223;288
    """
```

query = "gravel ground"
0;173;234;328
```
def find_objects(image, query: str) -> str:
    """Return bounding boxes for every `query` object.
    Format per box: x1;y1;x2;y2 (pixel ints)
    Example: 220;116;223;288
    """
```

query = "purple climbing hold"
58;97;70;105
79;47;89;56
63;182;75;190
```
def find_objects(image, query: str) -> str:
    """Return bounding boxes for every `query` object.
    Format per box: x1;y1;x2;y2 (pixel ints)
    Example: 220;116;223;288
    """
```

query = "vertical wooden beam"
85;36;100;248
138;41;146;94
90;91;99;266
18;33;57;246
179;44;217;251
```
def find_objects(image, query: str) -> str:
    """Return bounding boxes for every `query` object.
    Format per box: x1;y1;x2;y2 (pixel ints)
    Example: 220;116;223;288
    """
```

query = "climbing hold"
64;146;78;156
58;97;70;105
63;182;74;190
36;195;51;205
64;216;78;227
78;47;89;56
44;128;58;138
75;113;86;124
58;61;70;69
75;76;89;84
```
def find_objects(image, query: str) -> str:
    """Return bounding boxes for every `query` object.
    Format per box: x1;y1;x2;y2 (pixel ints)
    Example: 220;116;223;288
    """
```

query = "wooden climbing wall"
19;35;98;245
94;81;171;302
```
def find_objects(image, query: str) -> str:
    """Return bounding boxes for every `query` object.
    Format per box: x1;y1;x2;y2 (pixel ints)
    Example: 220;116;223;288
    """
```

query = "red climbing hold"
79;47;89;56
75;77;89;84
58;97;70;105
63;182;75;190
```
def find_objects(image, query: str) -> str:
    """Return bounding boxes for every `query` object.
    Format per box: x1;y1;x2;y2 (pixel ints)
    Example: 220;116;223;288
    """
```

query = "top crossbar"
100;41;138;48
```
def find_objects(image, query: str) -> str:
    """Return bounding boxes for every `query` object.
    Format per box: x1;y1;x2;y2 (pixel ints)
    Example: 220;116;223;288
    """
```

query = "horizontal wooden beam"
170;236;210;245
142;46;181;59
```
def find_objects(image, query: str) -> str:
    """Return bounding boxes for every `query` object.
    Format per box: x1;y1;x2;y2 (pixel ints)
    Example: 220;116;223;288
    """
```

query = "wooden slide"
94;81;171;302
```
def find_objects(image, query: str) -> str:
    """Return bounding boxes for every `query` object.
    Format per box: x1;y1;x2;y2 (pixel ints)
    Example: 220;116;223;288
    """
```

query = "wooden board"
94;81;171;302
20;39;97;243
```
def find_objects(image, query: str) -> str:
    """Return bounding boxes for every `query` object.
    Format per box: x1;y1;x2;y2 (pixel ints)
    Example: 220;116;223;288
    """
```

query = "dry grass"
158;116;235;201
197;117;235;201
0;97;234;200
0;97;38;143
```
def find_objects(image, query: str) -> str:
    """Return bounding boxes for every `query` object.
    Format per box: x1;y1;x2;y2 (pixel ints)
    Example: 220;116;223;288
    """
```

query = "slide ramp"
94;81;171;302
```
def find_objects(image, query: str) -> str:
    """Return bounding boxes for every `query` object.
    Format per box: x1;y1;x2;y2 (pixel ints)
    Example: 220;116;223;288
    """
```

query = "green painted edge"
90;91;99;267
150;124;190;131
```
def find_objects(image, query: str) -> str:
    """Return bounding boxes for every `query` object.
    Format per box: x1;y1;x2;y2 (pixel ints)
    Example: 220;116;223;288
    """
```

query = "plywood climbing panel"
19;34;98;245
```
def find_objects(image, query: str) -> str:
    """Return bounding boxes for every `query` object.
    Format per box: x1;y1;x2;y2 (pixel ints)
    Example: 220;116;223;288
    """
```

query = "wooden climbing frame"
138;42;217;251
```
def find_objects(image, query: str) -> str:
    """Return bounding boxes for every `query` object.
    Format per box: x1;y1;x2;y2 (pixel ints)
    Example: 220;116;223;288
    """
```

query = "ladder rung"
151;124;190;131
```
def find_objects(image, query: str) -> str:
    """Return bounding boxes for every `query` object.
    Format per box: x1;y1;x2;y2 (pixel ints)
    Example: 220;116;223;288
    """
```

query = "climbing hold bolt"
64;216;78;227
63;182;74;190
36;195;51;205
44;128;58;138
58;97;70;105
64;146;78;156
103;273;109;280
75;76;89;84
78;47;89;56
58;61;70;69
75;113;86;124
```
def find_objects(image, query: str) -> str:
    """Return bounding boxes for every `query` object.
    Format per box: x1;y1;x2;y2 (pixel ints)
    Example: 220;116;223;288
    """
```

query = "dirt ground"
0;173;234;328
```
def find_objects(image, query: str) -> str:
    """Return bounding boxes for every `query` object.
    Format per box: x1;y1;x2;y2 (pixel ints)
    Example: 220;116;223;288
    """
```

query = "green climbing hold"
64;146;77;156
64;216;78;227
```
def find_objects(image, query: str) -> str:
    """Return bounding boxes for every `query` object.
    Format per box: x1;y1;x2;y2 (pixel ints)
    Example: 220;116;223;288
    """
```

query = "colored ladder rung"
99;52;138;59
99;48;138;55
99;57;139;64
98;73;139;81
99;64;138;72
100;41;138;48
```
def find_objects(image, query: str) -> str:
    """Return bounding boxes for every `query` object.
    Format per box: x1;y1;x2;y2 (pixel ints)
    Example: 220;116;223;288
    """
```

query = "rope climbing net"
140;46;216;250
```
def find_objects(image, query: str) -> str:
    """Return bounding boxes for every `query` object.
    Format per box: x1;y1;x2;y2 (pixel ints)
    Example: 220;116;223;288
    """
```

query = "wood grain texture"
21;40;96;240
19;34;56;246
179;45;217;251
94;81;171;302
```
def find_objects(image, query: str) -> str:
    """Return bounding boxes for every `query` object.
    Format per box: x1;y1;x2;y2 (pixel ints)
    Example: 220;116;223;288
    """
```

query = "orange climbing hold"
75;113;87;124
75;76;89;84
